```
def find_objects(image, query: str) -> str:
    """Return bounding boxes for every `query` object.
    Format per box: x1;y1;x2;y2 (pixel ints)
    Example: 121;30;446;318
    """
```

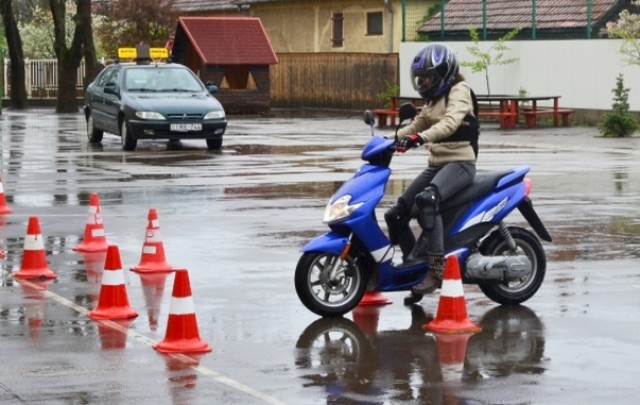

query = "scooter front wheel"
295;252;369;317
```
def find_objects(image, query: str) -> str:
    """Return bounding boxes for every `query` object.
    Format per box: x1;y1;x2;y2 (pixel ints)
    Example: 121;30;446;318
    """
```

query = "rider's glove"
396;134;423;153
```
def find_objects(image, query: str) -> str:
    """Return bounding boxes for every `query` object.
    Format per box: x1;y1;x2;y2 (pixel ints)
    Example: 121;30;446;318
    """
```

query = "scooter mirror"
363;110;375;126
398;102;417;122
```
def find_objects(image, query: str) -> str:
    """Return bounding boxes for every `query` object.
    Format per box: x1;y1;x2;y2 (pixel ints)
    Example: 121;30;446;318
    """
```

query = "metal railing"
2;59;86;99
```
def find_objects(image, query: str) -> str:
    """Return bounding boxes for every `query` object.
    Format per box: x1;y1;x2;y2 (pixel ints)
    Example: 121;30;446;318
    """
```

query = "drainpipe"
384;0;393;53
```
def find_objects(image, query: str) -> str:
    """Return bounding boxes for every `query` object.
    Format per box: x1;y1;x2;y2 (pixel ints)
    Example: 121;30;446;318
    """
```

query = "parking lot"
1;108;640;404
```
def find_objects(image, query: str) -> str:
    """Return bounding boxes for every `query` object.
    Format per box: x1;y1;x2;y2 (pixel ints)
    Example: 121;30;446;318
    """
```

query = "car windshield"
124;67;204;93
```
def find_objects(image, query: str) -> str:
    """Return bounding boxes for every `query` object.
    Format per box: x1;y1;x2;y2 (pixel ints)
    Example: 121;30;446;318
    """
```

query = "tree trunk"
50;0;96;113
1;0;28;109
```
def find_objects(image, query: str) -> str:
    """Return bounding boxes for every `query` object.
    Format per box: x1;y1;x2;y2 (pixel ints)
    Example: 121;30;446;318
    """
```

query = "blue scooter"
295;103;552;317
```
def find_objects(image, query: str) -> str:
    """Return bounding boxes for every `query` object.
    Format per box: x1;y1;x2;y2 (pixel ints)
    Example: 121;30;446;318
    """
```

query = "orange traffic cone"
0;175;13;215
154;269;212;354
433;332;474;383
14;216;57;279
88;245;138;320
358;291;392;306
131;208;174;273
74;193;109;252
424;256;481;334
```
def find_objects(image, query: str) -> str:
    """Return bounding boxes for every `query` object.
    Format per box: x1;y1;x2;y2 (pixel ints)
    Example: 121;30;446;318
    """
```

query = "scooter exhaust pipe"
465;253;532;281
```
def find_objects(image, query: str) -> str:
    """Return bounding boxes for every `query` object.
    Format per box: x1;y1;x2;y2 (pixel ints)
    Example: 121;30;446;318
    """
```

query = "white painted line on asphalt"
13;277;288;405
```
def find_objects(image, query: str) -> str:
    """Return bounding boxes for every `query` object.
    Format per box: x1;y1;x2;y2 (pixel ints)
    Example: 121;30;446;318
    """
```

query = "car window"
124;67;203;93
98;67;118;88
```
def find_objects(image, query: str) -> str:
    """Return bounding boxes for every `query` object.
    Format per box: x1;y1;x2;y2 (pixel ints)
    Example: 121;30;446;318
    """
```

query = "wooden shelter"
171;16;279;113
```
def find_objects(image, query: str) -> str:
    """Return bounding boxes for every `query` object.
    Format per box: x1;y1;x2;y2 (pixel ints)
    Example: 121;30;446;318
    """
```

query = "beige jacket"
397;81;476;167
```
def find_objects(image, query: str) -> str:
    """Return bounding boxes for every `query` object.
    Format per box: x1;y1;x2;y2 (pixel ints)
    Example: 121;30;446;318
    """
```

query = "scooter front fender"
301;232;348;256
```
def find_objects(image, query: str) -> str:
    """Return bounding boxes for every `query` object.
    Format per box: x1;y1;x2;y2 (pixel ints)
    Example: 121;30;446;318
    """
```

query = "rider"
384;43;480;304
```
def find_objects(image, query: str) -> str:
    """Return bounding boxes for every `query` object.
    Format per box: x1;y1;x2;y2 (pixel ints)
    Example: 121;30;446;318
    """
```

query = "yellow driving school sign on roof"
117;47;169;61
118;48;137;59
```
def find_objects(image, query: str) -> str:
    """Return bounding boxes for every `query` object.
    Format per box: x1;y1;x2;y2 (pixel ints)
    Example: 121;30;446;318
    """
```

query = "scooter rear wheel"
295;252;369;317
478;226;546;305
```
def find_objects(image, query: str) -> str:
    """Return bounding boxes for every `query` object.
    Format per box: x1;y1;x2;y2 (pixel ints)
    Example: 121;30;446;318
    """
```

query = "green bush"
598;73;639;138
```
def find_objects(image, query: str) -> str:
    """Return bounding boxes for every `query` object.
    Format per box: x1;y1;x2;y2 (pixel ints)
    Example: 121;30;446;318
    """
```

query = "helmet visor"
411;68;440;94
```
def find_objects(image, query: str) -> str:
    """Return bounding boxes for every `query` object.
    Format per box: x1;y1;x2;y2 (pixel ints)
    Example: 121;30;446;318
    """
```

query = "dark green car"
84;62;227;151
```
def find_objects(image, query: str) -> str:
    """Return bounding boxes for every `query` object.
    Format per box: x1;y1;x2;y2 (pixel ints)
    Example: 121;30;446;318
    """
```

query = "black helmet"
410;44;459;100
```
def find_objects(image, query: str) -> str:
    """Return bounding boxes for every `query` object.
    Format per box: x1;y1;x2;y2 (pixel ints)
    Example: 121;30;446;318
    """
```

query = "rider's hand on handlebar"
396;134;423;153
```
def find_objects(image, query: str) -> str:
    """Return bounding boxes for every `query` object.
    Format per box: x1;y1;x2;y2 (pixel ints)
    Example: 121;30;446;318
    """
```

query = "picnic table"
371;94;575;130
476;94;575;129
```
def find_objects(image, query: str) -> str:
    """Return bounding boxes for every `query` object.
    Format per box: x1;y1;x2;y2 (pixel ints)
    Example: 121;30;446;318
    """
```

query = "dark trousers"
399;161;476;255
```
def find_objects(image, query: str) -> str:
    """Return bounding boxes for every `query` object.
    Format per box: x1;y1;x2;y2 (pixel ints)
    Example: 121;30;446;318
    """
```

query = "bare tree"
49;0;97;113
1;0;28;109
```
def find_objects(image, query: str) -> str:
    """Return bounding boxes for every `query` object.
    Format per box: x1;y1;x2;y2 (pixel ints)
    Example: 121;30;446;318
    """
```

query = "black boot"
385;200;415;259
403;254;444;305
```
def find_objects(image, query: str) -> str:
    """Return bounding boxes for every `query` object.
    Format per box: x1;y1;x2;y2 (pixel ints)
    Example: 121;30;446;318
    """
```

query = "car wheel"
86;113;103;143
206;138;222;150
120;119;137;151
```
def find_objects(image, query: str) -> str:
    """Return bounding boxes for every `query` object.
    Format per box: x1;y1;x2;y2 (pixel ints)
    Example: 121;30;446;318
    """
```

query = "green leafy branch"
460;27;520;95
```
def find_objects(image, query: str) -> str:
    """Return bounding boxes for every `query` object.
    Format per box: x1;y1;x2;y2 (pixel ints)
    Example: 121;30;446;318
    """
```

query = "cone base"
14;268;57;280
358;291;392;306
88;307;138;320
74;242;109;252
154;338;212;354
424;319;481;334
0;207;13;215
131;264;175;273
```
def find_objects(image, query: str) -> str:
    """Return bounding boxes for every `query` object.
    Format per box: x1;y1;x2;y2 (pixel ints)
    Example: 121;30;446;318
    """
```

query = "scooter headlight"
323;195;363;223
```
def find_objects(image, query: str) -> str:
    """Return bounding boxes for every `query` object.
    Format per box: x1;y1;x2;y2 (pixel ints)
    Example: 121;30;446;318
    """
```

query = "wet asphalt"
1;108;640;404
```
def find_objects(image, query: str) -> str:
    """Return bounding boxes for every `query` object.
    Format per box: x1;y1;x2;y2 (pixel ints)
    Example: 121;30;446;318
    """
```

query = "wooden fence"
3;53;398;110
270;53;399;110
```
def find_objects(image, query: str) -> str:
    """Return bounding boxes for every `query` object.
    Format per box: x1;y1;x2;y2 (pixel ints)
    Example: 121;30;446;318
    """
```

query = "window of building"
367;11;383;36
332;12;344;47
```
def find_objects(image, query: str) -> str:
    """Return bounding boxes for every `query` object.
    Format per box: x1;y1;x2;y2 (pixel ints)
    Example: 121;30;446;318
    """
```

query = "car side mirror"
103;83;119;96
206;83;219;94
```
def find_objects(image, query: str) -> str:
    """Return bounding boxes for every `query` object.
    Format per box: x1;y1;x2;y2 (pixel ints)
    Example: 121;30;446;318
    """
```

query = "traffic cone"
358;291;392;306
433;332;474;383
131;208;174;273
88;245;138;320
14;216;57;280
154;269;212;354
424;256;481;334
74;193;108;252
0;175;13;215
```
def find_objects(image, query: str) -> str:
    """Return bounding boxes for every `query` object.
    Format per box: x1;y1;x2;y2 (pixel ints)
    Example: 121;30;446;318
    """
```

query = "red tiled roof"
173;0;238;13
177;17;278;65
418;0;622;32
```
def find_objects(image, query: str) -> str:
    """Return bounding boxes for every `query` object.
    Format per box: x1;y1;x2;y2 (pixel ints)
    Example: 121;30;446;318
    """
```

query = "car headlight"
135;111;166;120
204;110;225;120
323;195;363;223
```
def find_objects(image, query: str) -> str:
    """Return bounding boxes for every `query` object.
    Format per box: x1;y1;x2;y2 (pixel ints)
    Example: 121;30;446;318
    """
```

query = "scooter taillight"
524;177;532;196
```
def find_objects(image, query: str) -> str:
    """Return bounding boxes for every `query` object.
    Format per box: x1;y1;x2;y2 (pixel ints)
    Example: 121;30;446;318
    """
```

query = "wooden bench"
478;105;518;129
521;108;576;128
371;97;425;128
371;108;399;128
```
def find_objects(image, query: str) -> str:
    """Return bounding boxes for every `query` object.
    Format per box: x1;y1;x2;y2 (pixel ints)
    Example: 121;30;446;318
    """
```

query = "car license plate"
170;123;202;132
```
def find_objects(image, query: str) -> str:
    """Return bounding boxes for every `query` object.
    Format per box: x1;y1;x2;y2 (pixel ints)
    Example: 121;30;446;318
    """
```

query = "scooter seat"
410;169;513;217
